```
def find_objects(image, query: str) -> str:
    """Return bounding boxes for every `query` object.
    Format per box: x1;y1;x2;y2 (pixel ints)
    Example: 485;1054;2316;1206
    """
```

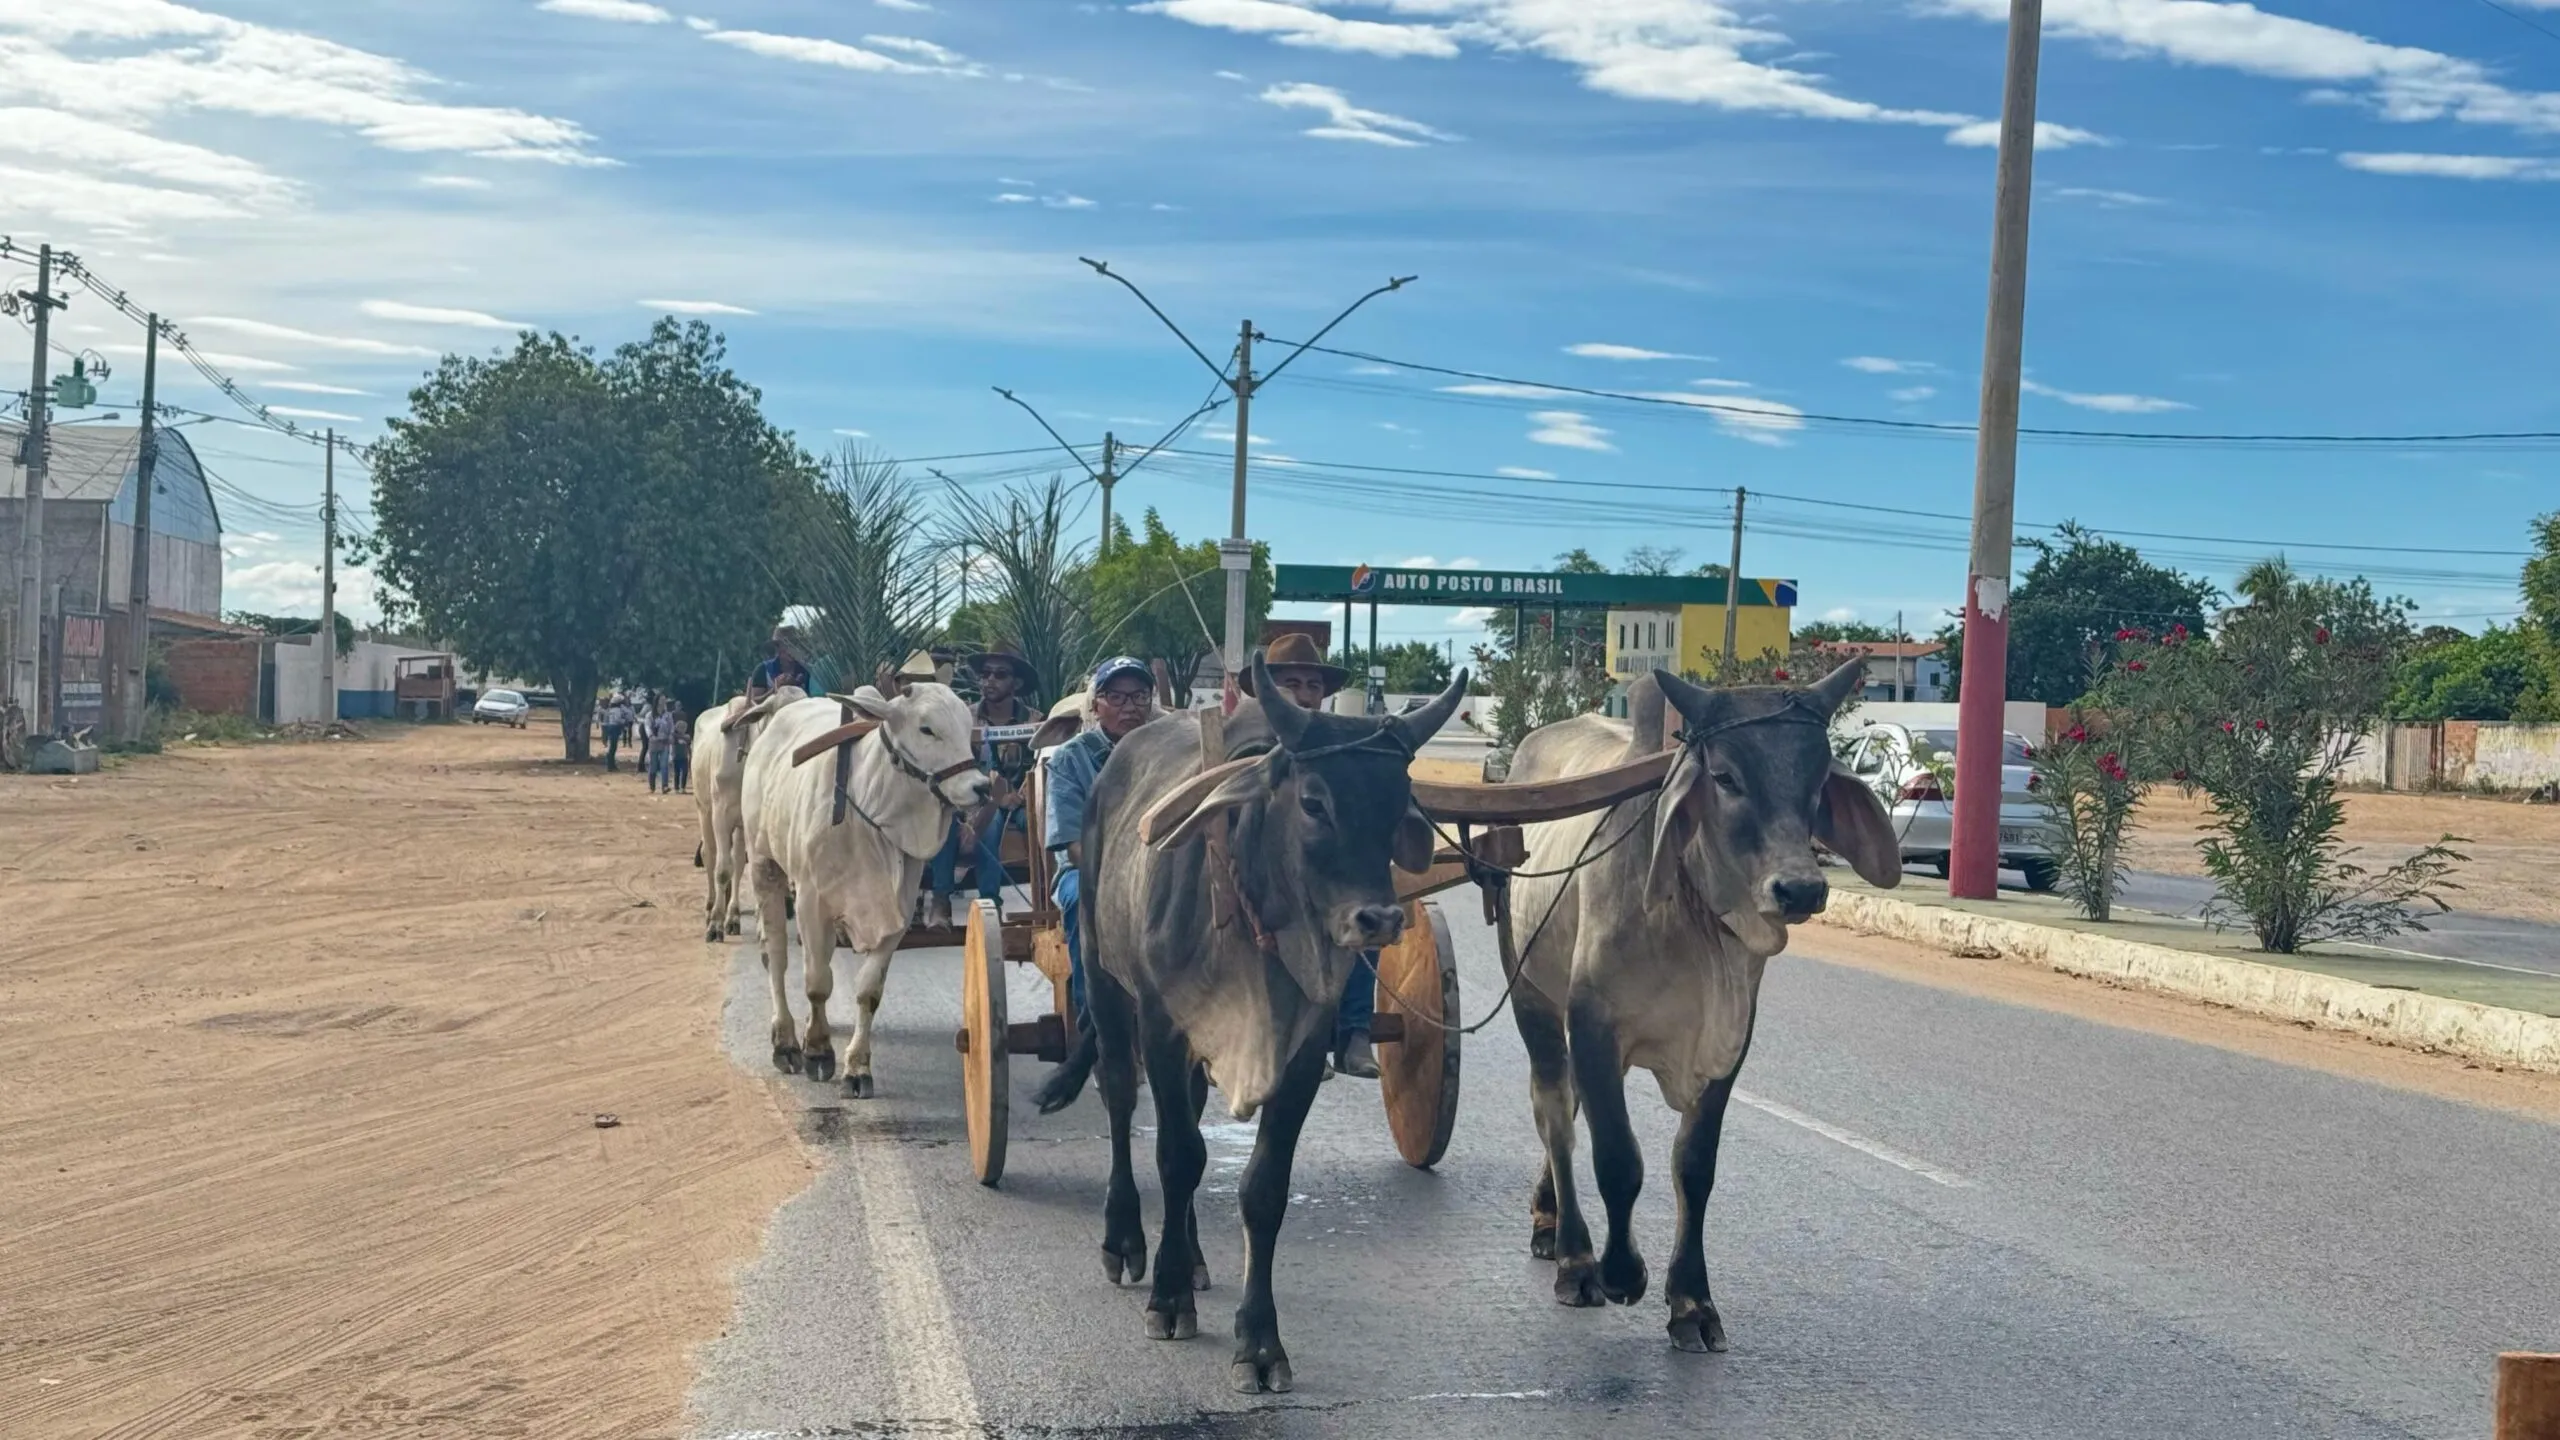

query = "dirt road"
0;721;806;1440
2128;787;2560;926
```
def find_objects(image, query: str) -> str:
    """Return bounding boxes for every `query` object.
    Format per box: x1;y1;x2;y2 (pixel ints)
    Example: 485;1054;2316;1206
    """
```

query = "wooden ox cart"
785;685;1674;1188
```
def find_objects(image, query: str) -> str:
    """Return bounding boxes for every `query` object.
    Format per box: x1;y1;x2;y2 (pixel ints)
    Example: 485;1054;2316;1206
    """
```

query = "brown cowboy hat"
970;643;1041;694
1242;632;1348;697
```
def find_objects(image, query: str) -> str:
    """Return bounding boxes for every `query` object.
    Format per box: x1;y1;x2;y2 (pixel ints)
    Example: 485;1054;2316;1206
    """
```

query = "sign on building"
56;611;107;733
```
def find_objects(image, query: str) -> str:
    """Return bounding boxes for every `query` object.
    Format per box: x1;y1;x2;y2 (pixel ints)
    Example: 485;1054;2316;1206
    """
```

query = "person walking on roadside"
924;645;1041;929
601;694;632;772
671;706;693;793
1245;633;1381;1080
647;704;677;794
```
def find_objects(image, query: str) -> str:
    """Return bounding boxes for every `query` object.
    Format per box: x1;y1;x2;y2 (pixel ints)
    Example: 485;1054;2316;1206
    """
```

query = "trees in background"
1086;508;1271;704
791;446;946;699
367;321;810;759
1939;522;2219;706
1343;641;1454;693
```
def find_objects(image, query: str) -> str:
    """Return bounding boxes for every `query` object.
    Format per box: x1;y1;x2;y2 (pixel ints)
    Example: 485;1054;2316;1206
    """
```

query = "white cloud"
1215;68;1248;81
1348;362;1397;375
705;26;980;76
875;0;933;9
1395;554;1442;567
1843;356;1931;374
0;107;287;204
2053;185;2163;207
1045;193;1098;208
1259;81;1454;146
2339;151;2560;181
1440;381;1573;399
997;175;1033;185
188;316;437;356
1565;342;1701;361
1640;391;1807;445
1945;119;2109;149
0;3;605;165
1204;429;1273;445
418;174;492;190
1496;466;1556;480
361;299;528;329
537;0;674;22
684;15;716;30
270;381;373;396
1449;605;1495;628
1822;606;1860;624
835;427;870;437
2021;378;2190;414
103;340;294;372
266;404;362;421
1135;0;1459;58
1889;385;1937;402
993;191;1036;203
1528;410;1613;451
0;162;251;231
1935;0;2560;141
1688;377;1752;389
640;297;758;314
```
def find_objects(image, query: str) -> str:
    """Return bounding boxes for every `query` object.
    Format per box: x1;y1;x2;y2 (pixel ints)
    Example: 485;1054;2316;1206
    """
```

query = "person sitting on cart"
746;627;811;704
1031;655;1158;1115
925;644;1041;929
1245;633;1381;1081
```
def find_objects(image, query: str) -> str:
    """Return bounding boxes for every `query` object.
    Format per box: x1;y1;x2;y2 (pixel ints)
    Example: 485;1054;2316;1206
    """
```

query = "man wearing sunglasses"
1032;656;1158;1113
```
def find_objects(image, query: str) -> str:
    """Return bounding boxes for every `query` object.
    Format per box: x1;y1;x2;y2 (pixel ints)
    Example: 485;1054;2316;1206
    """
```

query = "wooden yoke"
1406;748;1675;825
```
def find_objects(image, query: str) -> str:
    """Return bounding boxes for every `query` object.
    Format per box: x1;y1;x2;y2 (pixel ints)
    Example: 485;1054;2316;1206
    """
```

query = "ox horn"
1250;650;1314;752
1809;658;1863;715
1653;668;1717;723
1389;668;1469;753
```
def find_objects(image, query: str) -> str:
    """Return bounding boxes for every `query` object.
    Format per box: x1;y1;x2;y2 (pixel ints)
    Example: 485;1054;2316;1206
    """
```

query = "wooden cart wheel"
1374;899;1460;1170
960;898;1009;1187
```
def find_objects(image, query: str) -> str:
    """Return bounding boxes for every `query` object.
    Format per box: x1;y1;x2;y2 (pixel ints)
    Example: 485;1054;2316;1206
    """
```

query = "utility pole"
1079;259;1413;686
1719;486;1747;681
12;244;63;730
1896;608;1910;702
321;430;338;724
1950;0;2045;901
1097;431;1119;558
122;314;159;741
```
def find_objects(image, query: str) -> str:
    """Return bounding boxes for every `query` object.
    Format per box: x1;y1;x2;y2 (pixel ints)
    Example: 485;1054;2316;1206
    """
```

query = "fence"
2357;720;2560;792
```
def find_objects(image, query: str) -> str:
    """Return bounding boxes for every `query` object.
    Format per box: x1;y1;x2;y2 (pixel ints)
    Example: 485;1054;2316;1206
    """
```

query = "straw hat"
1241;632;1348;697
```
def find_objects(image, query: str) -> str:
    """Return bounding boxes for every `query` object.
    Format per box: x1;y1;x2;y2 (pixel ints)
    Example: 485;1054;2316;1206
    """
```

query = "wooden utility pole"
320;430;338;724
122;314;160;741
1719;486;1747;680
12;243;61;728
1096;432;1120;558
1950;0;2044;901
2497;1353;2560;1440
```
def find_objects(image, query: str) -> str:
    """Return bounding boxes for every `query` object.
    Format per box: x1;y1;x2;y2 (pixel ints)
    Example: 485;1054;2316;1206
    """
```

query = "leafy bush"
2098;563;2465;952
2390;623;2557;721
2029;709;2142;920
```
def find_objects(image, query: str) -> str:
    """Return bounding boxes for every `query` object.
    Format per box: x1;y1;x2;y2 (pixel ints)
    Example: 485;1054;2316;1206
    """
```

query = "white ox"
739;684;988;1096
694;685;805;942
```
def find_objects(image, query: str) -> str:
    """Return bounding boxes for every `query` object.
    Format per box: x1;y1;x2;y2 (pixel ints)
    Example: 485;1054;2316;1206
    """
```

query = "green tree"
2098;561;2461;952
1942;522;2219;705
1795;619;1896;645
790;447;947;696
227;610;354;658
1345;640;1454;693
1085;508;1272;704
2391;624;2555;721
368;323;810;760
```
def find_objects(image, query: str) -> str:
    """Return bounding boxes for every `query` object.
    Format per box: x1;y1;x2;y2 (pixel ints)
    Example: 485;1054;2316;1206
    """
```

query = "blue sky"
6;0;2555;648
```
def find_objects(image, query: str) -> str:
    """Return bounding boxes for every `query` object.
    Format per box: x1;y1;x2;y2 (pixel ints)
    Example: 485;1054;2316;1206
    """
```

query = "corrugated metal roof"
4;422;142;503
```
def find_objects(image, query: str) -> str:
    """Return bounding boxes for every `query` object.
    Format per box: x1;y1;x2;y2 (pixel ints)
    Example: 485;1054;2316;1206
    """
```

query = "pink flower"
2315;626;2331;644
2126;661;2147;672
1772;668;1790;681
2220;720;2236;733
2254;719;2268;731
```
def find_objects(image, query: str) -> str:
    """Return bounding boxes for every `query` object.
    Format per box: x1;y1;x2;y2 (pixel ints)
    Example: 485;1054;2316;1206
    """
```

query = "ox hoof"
844;1072;875;1099
1102;1237;1148;1286
1144;1303;1197;1341
1554;1259;1606;1308
1600;1248;1649;1307
771;1044;803;1075
1192;1262;1213;1293
726;917;742;936
803;1047;838;1083
1529;1224;1557;1261
705;924;725;943
1230;1350;1293;1395
1669;1304;1728;1354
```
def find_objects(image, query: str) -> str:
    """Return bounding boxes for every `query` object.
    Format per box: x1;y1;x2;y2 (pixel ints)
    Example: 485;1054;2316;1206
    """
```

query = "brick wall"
165;638;260;718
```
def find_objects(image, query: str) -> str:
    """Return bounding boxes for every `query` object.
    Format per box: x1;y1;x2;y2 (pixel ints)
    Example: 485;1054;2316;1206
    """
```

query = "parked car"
1840;722;2061;890
471;688;532;728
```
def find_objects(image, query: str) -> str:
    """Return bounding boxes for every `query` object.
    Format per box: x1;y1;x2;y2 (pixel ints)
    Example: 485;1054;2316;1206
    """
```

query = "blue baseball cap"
1090;656;1151;693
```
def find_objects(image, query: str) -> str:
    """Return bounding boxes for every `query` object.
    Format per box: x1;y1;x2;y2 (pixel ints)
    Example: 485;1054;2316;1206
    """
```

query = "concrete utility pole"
1719;486;1747;680
1896;608;1910;702
12;244;63;730
122;314;160;741
1096;431;1119;558
321;430;338;724
1950;0;2045;901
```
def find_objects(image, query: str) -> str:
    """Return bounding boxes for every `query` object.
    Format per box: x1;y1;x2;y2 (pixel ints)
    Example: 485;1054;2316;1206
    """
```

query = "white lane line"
1731;1090;1970;1187
844;1109;984;1429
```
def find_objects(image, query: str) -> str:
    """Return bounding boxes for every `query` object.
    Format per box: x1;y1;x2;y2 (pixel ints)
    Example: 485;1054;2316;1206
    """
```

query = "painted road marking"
1732;1090;1970;1187
843;1115;981;1427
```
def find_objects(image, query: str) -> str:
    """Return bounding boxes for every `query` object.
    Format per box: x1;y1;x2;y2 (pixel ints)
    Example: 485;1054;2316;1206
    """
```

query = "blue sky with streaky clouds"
6;0;2555;647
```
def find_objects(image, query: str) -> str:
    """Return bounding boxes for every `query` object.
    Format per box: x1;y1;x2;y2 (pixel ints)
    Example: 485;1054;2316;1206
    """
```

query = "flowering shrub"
2095;562;2465;952
2029;709;2143;920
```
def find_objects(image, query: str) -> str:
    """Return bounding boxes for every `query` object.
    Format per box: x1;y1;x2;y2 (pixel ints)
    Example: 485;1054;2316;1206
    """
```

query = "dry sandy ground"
2127;788;2560;926
0;721;807;1440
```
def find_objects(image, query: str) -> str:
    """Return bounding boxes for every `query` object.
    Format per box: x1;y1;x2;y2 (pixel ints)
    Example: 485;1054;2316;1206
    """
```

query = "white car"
471;688;531;728
1840;722;2061;890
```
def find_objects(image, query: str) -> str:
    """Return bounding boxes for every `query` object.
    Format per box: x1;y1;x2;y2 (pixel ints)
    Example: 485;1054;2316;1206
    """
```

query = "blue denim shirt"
1043;726;1117;903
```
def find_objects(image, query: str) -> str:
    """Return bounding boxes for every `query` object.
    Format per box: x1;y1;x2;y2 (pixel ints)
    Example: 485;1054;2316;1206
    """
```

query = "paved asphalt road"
691;901;2560;1440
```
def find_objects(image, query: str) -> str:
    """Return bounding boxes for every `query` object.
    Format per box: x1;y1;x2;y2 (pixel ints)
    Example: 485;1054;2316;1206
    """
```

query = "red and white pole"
1950;0;2044;901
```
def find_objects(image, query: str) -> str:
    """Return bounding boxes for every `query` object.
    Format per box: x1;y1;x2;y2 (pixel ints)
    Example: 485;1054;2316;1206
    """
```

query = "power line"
1263;338;2560;449
2469;0;2560;48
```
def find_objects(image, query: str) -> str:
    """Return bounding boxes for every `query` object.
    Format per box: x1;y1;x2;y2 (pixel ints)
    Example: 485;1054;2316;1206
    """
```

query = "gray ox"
1503;665;1899;1352
1082;658;1467;1394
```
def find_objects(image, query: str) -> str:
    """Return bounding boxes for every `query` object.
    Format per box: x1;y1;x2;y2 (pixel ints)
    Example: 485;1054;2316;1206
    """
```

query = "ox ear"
1645;748;1707;898
1142;757;1270;852
842;686;896;721
720;690;791;734
1816;764;1901;887
1394;805;1437;873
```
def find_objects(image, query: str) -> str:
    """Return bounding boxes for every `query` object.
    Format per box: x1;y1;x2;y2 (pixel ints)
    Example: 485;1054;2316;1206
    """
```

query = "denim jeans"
1057;866;1091;1035
1337;951;1377;1046
648;744;673;791
930;805;1022;900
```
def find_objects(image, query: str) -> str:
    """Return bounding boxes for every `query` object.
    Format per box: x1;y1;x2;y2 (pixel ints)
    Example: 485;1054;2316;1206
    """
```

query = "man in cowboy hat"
925;644;1042;928
1242;633;1381;1079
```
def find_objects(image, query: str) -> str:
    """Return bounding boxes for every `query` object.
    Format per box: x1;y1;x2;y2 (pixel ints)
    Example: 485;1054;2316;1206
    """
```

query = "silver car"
471;687;531;728
1840;722;2061;890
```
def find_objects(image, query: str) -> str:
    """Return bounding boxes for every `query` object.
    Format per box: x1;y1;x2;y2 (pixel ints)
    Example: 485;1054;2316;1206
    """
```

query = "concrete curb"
1812;890;2560;1076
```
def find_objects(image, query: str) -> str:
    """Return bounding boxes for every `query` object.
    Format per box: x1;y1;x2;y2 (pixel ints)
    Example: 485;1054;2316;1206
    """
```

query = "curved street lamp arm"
1255;275;1417;389
1079;257;1235;389
993;386;1100;480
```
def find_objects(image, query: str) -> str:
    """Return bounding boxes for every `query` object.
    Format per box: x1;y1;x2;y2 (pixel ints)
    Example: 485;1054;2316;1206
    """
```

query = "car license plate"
1998;827;2031;845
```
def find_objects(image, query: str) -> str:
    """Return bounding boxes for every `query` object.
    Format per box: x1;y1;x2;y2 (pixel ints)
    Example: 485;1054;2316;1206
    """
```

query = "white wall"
1841;700;2050;744
270;635;453;723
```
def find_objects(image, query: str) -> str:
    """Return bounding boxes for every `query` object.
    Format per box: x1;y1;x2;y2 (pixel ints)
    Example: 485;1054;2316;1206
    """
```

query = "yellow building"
1604;578;1797;682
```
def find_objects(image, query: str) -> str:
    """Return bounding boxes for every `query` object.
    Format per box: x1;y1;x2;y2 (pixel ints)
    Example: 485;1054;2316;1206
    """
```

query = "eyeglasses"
1096;689;1152;709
